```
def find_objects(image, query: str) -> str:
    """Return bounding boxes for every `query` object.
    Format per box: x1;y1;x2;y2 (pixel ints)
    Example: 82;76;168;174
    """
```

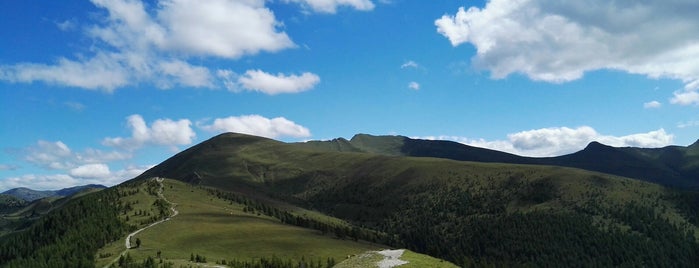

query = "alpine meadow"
2;0;699;268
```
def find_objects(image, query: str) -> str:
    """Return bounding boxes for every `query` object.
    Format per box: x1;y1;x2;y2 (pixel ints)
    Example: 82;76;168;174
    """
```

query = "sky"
1;0;699;191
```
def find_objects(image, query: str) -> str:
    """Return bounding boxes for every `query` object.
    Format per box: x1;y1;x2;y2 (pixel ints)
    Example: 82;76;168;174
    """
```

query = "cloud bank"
436;0;699;105
421;126;673;157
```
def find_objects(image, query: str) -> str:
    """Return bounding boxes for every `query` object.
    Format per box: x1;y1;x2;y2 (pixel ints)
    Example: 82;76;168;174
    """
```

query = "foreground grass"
122;179;379;265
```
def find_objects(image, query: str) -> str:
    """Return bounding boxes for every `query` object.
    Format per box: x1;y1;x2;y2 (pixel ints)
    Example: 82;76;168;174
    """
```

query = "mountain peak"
583;141;612;150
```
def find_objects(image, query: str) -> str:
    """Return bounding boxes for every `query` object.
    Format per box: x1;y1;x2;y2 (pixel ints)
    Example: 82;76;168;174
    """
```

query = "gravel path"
377;249;408;268
104;177;178;268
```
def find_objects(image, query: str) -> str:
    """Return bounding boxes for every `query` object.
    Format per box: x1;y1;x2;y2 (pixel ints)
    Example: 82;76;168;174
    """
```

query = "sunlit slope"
135;132;699;266
103;179;380;266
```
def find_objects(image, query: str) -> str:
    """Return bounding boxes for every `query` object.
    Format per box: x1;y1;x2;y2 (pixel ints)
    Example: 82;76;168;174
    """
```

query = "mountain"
133;132;699;266
299;134;699;189
1;184;107;202
2;132;699;267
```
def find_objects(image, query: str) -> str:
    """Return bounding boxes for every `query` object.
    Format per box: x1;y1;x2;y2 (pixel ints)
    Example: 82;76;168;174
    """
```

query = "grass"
121;179;380;265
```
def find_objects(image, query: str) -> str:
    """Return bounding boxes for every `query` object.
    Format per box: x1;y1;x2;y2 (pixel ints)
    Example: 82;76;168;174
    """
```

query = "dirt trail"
104;177;178;268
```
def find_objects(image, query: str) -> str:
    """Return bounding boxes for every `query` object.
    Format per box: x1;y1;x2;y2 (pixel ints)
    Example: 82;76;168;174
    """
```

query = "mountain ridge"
1;184;107;201
298;133;699;188
131;131;699;266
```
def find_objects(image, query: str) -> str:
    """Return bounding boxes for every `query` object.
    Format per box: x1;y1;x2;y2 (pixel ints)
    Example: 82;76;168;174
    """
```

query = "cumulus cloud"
408;81;420;90
643;101;662;109
103;114;195;150
69;164;112;179
435;1;699;105
235;70;320;95
0;0;296;91
284;0;375;13
419;126;673;157
199;115;311;139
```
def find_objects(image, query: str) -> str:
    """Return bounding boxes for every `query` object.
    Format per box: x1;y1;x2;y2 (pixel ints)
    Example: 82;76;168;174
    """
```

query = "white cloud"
643;101;662;109
435;1;699;104
0;0;296;91
408;81;420;90
0;53;131;92
671;90;699;106
401;60;419;69
284;0;375;13
155;0;294;58
21;140;132;170
103;114;195;150
24;141;73;170
419;126;674;157
69;164;112;179
199;114;311;139
157;60;214;88
236;69;320;95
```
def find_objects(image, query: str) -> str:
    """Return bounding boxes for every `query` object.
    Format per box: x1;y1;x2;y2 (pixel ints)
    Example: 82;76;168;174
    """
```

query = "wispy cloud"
283;0;375;13
401;60;419;69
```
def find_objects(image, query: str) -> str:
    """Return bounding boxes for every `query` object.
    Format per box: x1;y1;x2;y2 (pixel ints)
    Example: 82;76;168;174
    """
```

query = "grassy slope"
103;179;381;266
133;133;699;265
136;133;698;231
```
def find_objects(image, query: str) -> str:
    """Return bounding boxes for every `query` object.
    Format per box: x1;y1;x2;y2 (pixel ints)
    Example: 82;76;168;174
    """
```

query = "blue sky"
1;0;698;190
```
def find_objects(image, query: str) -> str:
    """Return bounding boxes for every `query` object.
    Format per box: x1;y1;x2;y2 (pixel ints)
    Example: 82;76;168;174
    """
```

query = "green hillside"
1;132;699;267
96;178;381;267
136;132;699;266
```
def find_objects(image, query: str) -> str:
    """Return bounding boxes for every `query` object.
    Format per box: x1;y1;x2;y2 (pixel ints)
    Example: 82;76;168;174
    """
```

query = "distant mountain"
1;184;107;202
299;134;699;189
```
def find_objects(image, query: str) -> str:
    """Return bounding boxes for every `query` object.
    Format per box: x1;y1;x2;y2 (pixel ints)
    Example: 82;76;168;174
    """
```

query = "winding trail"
104;177;178;268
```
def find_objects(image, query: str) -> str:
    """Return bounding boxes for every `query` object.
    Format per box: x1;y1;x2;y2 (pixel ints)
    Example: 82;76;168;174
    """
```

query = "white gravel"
377;249;408;268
